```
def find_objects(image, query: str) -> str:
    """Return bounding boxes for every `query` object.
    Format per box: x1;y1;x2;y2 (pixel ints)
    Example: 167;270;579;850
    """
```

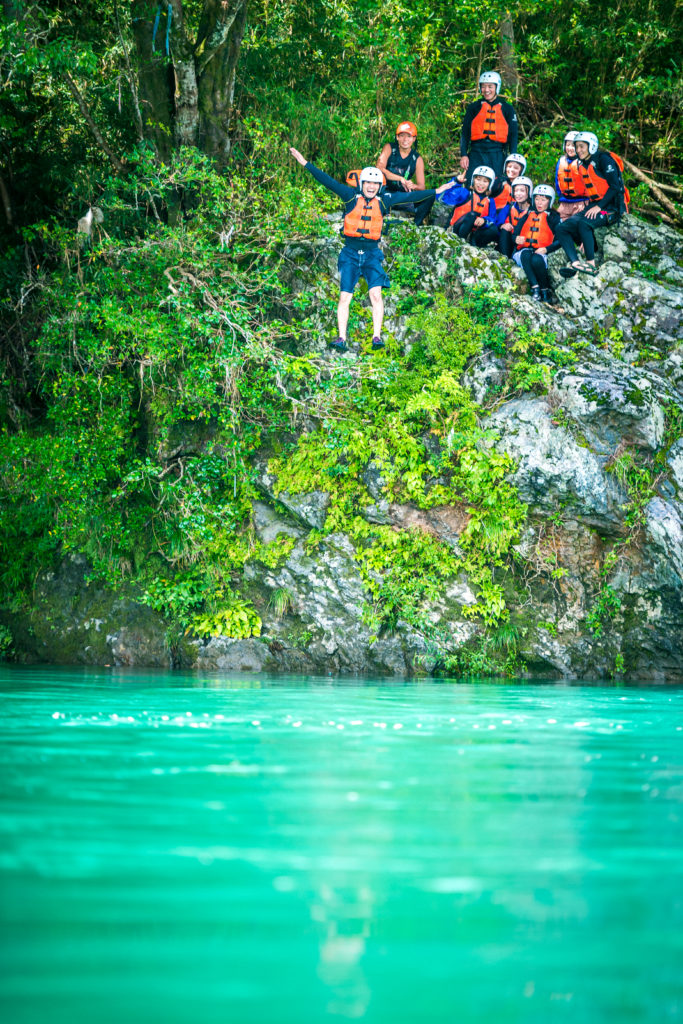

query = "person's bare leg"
368;287;384;337
337;291;352;339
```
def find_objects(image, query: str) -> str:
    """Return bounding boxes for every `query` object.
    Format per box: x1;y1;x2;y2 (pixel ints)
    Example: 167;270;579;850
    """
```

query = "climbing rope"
151;3;172;56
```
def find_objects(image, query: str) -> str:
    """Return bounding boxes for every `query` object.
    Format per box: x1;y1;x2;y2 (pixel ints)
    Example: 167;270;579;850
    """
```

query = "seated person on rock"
459;71;519;186
289;146;454;352
497;175;533;258
376;121;435;227
555;130;588;221
555;131;629;277
512;184;562;306
443;166;499;247
490;153;528;213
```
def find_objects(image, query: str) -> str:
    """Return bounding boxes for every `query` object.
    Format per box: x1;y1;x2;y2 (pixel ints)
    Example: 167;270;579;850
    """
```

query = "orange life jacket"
470;102;509;144
449;191;490;226
580;153;630;210
346;169;386;189
557;155;587;199
493;181;513;211
516;211;554;250
506;203;529;230
343;194;385;241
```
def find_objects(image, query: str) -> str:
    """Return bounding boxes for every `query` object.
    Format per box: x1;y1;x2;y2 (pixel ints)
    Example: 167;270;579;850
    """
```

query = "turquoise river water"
0;667;681;1023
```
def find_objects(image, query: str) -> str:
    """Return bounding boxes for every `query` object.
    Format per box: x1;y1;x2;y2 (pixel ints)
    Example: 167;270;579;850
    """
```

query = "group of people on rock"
289;70;630;351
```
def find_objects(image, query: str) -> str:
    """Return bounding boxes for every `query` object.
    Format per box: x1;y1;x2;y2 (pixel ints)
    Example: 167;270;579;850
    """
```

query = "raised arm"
289;146;308;167
384;179;456;208
289;146;356;201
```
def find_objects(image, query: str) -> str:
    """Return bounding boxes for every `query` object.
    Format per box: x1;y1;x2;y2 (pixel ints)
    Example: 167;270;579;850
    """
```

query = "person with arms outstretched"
289;146;454;351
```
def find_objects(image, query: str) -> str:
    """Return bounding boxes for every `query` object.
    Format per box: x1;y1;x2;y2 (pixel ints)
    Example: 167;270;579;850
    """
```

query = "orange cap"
396;121;418;137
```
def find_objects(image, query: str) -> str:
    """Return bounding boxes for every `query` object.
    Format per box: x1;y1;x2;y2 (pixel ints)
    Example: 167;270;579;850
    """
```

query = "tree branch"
195;1;245;76
62;71;125;173
623;158;683;226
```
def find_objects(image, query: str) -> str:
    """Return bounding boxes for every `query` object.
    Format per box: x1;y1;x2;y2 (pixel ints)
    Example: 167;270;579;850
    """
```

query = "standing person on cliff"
288;147;454;352
459;71;518;186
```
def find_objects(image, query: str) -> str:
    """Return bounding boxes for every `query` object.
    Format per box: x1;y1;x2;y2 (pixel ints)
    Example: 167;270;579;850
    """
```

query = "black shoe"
530;285;542;302
541;289;558;305
329;337;347;353
371;336;385;350
559;266;578;279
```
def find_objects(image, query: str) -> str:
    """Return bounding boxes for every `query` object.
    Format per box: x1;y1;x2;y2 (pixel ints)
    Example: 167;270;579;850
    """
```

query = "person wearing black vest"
555;131;628;276
460;71;518;186
377;121;435;226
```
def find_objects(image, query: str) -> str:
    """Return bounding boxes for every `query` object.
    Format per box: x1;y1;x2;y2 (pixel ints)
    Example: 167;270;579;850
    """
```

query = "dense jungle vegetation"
1;0;682;668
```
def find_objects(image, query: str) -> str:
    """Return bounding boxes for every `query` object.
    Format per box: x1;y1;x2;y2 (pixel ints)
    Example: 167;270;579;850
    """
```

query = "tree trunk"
197;1;248;164
498;16;520;99
131;1;175;162
130;0;248;165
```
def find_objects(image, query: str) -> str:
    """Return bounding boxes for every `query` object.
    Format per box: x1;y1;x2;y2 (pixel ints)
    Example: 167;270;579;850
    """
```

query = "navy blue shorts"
338;246;390;293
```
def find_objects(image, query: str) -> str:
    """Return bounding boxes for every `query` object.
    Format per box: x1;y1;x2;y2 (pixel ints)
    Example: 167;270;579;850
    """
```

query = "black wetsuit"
384;142;435;225
554;151;626;262
460;97;518;185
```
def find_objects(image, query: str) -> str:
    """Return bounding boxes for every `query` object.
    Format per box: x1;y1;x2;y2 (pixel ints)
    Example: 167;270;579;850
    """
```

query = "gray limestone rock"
645;498;683;580
462;350;507;405
489;398;628;527
256;466;331;530
553;361;671;452
668;439;683;495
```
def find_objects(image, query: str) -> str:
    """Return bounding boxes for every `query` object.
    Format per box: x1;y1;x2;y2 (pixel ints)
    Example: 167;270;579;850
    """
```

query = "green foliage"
270;289;529;652
607;449;655;531
508;323;578;396
0;624;13;661
441;625;520;677
189;601;262;640
269;587;295;619
586;585;622;637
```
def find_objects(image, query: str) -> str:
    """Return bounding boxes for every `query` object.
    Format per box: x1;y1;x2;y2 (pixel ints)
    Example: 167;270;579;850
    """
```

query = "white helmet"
479;71;501;92
359;166;384;186
533;184;556;207
563;130;579;144
574;131;599;155
504;153;527;174
511;175;533;196
471;165;496;187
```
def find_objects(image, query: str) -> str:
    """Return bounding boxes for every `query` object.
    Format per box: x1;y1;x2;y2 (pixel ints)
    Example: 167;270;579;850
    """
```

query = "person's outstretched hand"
435;179;457;195
289;147;307;166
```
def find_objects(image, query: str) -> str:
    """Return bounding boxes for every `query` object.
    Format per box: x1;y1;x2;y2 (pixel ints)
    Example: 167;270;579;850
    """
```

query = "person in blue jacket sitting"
442;166;498;247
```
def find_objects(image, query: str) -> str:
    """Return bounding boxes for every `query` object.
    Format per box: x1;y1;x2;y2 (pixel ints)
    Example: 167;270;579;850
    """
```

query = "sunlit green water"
0;667;681;1023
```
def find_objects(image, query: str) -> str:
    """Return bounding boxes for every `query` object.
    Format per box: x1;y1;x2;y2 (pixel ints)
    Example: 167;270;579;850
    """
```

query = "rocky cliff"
7;212;683;680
